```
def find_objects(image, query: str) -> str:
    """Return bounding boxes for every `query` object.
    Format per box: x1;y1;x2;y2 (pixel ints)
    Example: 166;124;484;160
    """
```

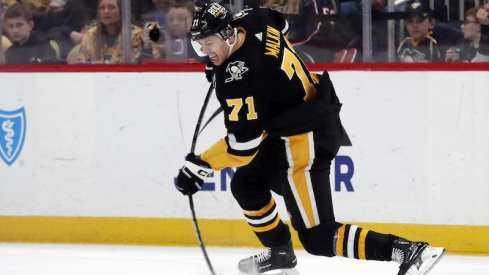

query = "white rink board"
0;71;488;226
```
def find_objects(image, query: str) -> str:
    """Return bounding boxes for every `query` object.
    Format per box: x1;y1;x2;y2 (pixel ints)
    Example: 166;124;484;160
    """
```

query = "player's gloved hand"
205;59;214;83
176;153;213;196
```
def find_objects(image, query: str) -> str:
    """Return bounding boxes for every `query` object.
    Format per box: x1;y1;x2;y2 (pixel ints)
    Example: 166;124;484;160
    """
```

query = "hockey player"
175;2;445;274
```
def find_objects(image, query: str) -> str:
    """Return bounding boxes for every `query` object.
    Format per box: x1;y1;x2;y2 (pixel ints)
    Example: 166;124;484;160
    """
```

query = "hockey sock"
243;197;291;247
333;224;398;261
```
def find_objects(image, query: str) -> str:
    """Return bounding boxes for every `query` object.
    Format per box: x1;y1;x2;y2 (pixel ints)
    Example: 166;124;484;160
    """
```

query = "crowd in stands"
1;0;488;64
0;0;201;64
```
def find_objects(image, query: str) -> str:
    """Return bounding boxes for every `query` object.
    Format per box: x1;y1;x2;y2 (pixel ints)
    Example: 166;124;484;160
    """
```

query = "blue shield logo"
0;107;27;166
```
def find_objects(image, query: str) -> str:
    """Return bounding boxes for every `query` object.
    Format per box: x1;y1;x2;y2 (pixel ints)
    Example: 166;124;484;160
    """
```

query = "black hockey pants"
230;117;396;260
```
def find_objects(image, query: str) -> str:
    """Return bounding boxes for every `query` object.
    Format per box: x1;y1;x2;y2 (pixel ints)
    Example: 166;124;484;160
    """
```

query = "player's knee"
298;221;342;257
229;168;245;199
300;239;336;257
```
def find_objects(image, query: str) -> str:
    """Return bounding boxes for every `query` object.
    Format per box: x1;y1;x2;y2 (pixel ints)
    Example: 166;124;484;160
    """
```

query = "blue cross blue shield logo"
0;107;27;166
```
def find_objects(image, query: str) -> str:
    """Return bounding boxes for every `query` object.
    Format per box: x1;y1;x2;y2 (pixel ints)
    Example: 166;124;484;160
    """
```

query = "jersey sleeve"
201;139;257;170
265;7;290;37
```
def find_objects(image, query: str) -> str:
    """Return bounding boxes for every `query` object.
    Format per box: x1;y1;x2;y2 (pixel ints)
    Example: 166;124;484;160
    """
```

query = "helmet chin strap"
226;28;238;58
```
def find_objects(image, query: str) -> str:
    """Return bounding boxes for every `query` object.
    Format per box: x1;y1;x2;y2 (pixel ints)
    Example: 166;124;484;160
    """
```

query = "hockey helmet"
189;2;235;41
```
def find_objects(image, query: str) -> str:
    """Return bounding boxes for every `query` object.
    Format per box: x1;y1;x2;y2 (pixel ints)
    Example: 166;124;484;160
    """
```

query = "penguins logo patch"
400;48;427;63
225;61;248;83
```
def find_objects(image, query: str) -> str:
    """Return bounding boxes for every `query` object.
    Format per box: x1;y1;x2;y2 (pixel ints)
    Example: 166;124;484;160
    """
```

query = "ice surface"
0;243;488;275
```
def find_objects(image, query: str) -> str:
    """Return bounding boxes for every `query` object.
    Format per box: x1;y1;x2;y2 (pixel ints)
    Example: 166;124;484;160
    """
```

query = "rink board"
1;66;489;254
1;216;489;255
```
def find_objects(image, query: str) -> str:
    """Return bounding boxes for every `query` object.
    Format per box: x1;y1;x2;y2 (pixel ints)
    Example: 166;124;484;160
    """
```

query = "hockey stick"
188;83;217;275
189;195;217;275
190;83;214;154
199;106;223;135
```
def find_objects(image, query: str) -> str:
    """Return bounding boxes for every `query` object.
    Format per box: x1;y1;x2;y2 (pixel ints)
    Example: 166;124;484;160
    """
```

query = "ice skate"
392;238;446;275
238;241;297;274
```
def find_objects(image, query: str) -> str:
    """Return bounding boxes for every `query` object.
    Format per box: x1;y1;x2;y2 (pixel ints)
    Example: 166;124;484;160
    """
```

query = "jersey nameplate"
265;26;280;58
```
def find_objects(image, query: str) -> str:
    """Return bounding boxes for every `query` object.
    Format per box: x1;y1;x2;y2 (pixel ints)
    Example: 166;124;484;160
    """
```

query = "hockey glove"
176;153;213;196
205;59;214;83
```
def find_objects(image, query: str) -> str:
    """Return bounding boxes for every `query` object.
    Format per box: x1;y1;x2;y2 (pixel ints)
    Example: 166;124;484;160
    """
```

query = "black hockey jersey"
200;7;341;170
397;34;441;62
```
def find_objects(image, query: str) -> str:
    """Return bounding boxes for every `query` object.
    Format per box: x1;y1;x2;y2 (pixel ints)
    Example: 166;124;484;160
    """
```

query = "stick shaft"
190;84;215;154
189;195;217;275
188;83;216;275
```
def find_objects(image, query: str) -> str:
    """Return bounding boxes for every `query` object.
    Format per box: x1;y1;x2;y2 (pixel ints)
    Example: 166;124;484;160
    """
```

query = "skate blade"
407;246;446;275
264;268;301;275
420;247;446;275
238;267;301;275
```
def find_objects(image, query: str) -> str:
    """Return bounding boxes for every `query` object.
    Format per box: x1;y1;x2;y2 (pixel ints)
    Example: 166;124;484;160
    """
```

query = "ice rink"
1;243;488;275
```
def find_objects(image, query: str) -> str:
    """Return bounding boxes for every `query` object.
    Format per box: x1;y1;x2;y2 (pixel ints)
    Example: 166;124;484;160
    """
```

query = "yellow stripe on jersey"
250;214;281;232
244;197;281;233
243;197;276;217
336;225;346;257
234;27;246;52
358;229;369;260
200;139;256;170
310;73;320;84
335;224;370;260
282;132;319;228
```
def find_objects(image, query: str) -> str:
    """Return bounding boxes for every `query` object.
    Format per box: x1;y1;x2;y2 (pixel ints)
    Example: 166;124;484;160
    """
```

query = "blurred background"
1;0;488;64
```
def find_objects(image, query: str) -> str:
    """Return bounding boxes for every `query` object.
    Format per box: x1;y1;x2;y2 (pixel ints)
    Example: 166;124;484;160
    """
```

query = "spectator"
2;0;17;18
3;2;58;64
64;1;92;45
20;0;50;14
77;0;99;20
78;0;146;64
140;0;177;27
2;35;12;52
2;0;17;37
131;0;154;25
445;6;485;62
2;35;12;63
33;0;92;59
475;0;489;61
397;1;441;62
340;0;448;62
309;0;359;62
139;0;203;63
271;0;322;45
164;1;202;61
262;0;338;63
341;0;387;15
46;0;65;13
165;1;193;39
20;0;50;31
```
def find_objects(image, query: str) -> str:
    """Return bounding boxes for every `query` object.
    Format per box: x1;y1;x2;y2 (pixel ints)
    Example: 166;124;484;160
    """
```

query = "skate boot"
238;241;297;274
392;238;446;275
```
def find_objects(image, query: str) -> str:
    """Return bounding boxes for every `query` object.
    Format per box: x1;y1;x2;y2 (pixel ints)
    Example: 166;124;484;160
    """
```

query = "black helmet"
189;2;234;41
